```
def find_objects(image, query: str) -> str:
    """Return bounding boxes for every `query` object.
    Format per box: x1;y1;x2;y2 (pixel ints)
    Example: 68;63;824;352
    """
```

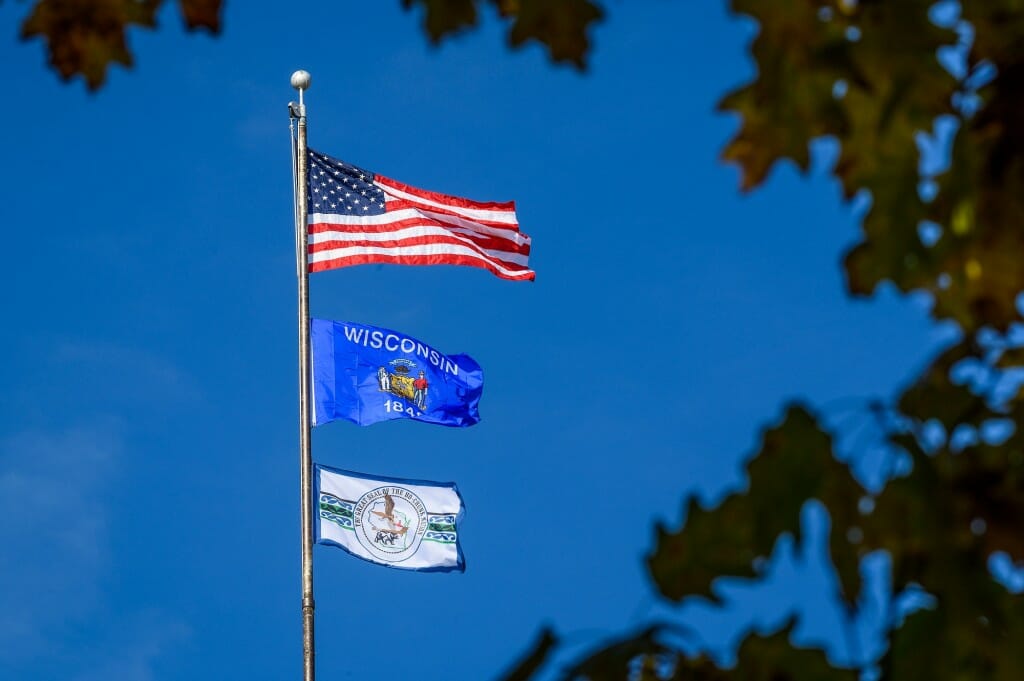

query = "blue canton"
308;149;386;216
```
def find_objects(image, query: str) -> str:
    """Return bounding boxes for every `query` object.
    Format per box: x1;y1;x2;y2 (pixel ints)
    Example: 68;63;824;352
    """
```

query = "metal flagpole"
289;69;315;681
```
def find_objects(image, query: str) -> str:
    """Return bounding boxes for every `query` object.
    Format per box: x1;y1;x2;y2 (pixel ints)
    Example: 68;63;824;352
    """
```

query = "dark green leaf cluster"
721;0;1024;334
500;1;1024;679
14;0;602;91
401;0;603;69
18;1;1024;677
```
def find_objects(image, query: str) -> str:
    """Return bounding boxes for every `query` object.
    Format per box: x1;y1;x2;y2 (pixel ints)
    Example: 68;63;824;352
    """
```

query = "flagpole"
289;69;315;681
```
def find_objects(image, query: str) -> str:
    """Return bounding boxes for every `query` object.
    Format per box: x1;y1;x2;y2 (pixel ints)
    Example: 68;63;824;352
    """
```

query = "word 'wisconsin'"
342;325;461;376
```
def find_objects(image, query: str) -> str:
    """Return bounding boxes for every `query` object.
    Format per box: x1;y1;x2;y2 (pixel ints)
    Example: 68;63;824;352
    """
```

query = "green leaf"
726;617;858;681
718;0;850;190
896;340;993;431
883;591;1024;681
525;615;859;680
830;2;956;301
648;405;866;605
861;431;1024;604
961;2;1024;69
922;73;1024;331
832;1;956;193
672;618;856;681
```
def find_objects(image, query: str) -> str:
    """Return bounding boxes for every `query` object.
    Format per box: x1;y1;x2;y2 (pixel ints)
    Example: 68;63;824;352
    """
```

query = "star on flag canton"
309;153;386;215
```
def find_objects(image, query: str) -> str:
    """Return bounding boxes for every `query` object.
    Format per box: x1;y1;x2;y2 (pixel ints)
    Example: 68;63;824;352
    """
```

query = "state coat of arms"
377;359;429;410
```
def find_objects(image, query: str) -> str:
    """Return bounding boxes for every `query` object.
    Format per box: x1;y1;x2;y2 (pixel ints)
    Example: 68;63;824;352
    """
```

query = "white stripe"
309;243;534;278
310;217;530;249
416;207;530;245
309;225;531;266
309;209;531;247
311;225;531;262
377;181;518;224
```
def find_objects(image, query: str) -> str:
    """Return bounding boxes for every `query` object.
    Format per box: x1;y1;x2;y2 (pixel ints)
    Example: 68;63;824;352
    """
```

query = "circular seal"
352;486;428;563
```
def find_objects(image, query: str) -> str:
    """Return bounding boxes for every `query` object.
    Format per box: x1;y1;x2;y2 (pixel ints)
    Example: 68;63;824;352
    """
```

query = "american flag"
306;150;534;281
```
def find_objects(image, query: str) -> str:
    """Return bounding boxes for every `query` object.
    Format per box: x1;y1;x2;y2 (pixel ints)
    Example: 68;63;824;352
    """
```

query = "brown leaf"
561;624;671;681
402;0;479;43
896;340;992;431
831;0;956;198
667;617;857;681
505;0;602;70
20;0;162;90
178;0;222;33
718;0;850;190
883;591;1024;681
402;0;601;68
535;617;856;680
921;63;1024;332
728;617;858;681
961;2;1024;70
861;426;1024;605
648;405;866;605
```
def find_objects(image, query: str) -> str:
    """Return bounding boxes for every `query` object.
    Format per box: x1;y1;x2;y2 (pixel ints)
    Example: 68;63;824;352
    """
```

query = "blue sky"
0;2;949;679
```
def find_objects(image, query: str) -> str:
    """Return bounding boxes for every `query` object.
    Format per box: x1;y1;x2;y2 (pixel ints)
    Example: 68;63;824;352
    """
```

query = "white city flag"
315;464;465;572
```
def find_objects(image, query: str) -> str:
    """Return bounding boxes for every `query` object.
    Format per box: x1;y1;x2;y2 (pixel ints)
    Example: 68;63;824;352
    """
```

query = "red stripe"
309;253;535;281
384;199;520;232
308;219;531;256
308;235;528;270
376;175;516;212
310;215;529;248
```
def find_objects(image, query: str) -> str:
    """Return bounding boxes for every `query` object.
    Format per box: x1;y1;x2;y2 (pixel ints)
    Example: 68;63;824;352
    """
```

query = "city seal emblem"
352;486;428;563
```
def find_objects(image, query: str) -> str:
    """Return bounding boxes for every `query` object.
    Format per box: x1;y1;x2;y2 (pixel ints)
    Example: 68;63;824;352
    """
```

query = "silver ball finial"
290;70;312;91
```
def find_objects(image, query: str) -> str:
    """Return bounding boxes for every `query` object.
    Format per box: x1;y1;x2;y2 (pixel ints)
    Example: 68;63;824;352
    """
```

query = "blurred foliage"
16;0;1024;678
401;0;602;69
13;0;600;90
18;0;222;90
496;0;1024;679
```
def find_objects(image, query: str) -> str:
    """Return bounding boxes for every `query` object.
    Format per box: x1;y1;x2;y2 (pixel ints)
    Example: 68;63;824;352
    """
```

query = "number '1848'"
383;399;422;418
